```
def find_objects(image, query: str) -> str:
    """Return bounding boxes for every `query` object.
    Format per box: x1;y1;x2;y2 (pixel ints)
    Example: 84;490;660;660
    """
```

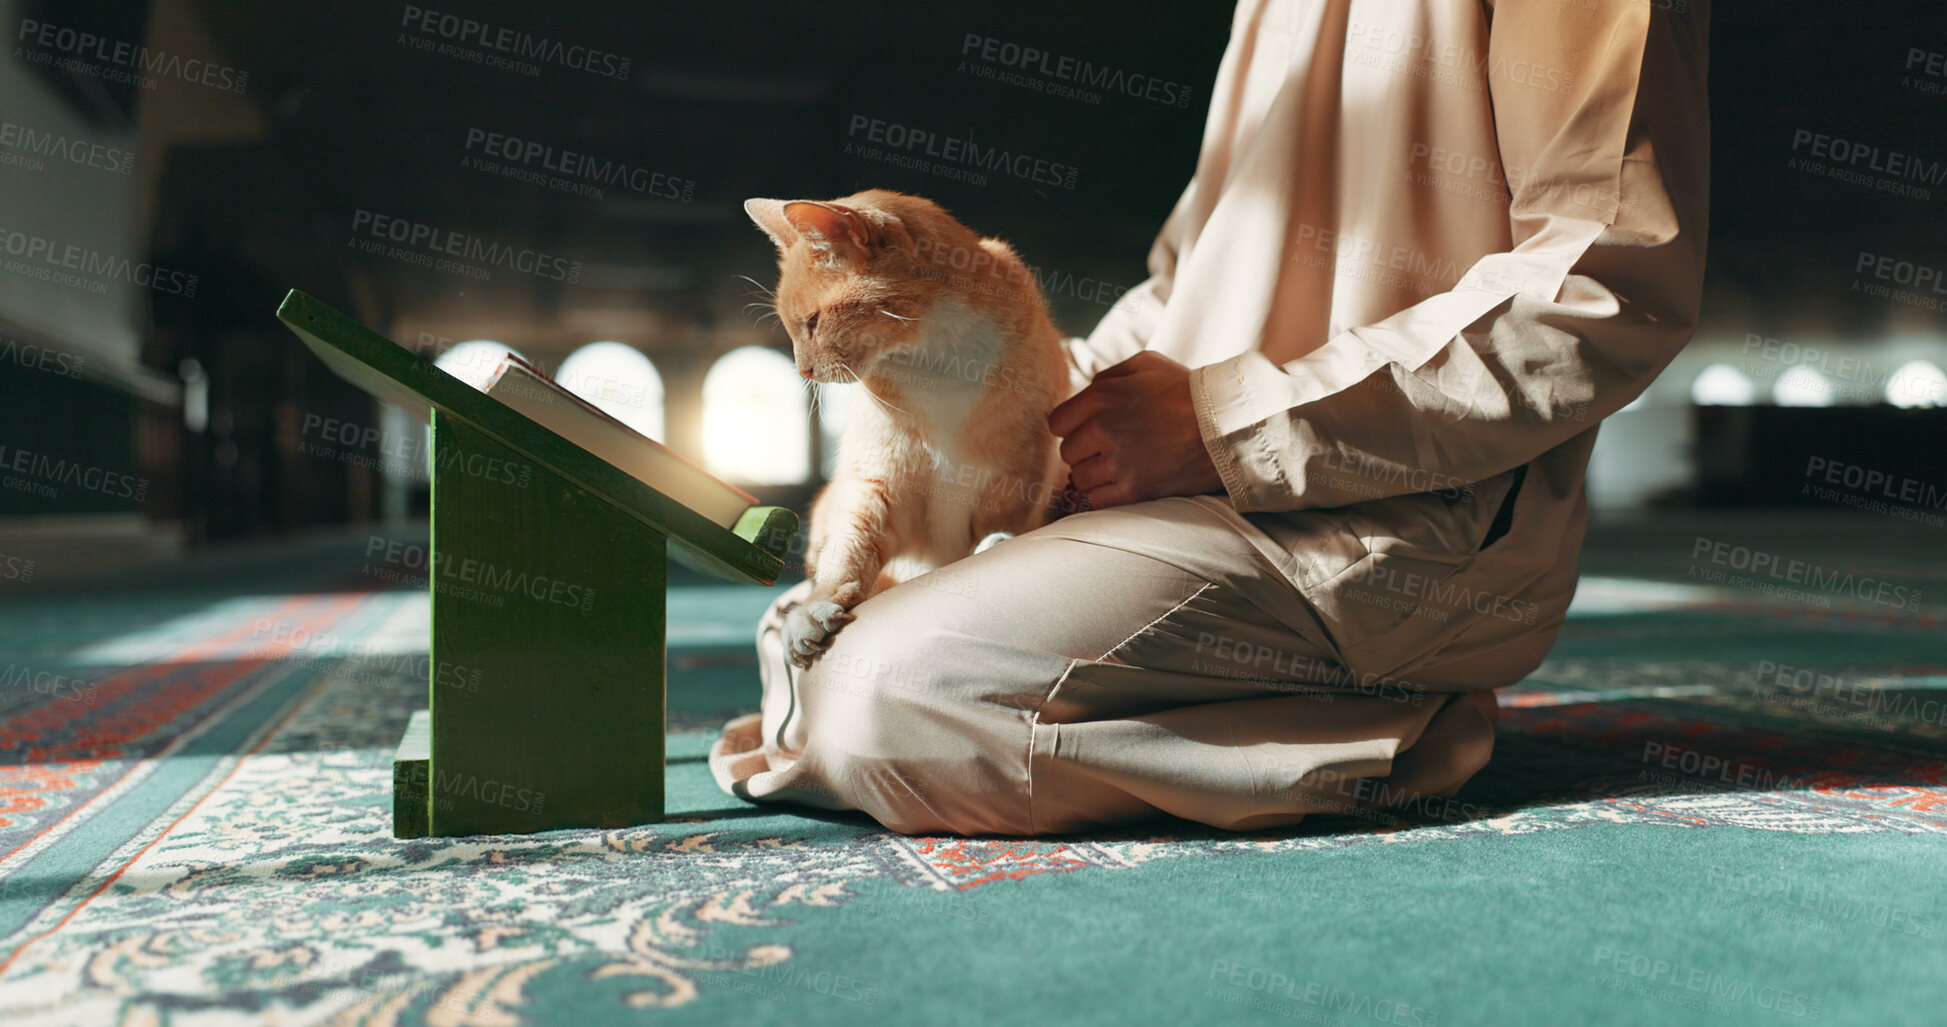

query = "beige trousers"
710;497;1503;836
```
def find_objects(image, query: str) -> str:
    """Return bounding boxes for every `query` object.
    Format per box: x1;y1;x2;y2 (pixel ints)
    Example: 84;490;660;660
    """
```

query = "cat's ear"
744;198;886;263
744;198;798;251
782;201;878;264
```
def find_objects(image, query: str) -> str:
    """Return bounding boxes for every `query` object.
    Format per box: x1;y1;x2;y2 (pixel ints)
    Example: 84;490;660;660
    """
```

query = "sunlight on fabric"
702;346;810;484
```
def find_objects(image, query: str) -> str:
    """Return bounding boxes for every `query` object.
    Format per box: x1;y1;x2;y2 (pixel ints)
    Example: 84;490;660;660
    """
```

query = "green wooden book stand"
275;290;796;838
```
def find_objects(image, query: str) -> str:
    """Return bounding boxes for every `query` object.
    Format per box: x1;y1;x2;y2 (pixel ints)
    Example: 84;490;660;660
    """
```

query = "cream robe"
1069;0;1709;685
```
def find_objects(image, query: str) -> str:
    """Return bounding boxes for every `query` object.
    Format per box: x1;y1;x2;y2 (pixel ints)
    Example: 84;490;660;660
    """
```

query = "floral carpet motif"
0;575;1942;1024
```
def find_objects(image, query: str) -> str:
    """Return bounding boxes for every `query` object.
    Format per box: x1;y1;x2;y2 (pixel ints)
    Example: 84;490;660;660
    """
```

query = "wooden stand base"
393;710;431;839
274;289;792;840
396;413;670;837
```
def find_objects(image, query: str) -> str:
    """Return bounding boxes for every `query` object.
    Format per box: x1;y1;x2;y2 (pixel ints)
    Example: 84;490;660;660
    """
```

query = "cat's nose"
798;364;814;380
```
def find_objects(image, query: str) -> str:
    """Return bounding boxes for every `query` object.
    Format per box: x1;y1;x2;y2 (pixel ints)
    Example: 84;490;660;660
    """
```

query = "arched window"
701;346;809;485
434;339;522;392
1886;360;1947;409
1772;366;1835;407
407;340;529;483
1690;363;1758;406
558;341;665;440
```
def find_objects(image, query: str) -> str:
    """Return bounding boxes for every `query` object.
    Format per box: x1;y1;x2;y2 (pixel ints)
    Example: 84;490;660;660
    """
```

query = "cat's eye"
805;313;820;337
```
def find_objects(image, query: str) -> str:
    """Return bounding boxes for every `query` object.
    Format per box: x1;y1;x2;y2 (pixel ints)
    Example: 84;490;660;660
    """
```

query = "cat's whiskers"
736;276;783;328
840;362;909;416
879;310;917;322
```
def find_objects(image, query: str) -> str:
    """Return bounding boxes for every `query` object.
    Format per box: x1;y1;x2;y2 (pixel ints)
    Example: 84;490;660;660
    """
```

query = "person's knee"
802;597;950;723
794;594;1037;834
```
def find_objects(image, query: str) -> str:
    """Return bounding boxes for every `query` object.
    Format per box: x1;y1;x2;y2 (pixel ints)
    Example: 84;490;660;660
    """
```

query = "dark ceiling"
139;0;1230;357
32;0;1947;360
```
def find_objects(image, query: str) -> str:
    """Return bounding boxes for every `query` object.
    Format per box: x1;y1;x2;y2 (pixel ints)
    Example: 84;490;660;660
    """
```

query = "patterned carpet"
0;517;1943;1025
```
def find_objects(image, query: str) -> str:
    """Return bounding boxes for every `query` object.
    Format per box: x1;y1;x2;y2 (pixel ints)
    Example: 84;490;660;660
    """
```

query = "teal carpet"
0;516;1942;1025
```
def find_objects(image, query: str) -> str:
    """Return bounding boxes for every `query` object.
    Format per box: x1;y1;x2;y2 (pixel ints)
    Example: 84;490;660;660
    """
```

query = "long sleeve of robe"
1065;0;1709;679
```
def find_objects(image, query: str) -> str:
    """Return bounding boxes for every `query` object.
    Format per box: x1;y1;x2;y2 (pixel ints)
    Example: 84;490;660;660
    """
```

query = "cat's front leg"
783;480;892;667
781;591;858;668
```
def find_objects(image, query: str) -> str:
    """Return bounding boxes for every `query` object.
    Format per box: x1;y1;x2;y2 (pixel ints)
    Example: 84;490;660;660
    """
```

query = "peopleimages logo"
16;17;248;92
398;5;630;80
1790;129;1945;195
0;445;148;501
299;413;534;489
1689;536;1923;610
0;227;198;296
461;128;693;201
959;33;1195;108
1803;456;1947;510
846;115;1079;190
1347;19;1574;94
348;209;582;283
0;552;33;583
364;537;596;613
1589;946;1822;1020
0;663;99;706
0;337;85;379
0;120;135;175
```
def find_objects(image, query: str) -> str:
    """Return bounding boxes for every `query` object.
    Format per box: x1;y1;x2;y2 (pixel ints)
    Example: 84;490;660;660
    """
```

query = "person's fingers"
1056;480;1092;515
1068;453;1115;493
1056;421;1108;470
1090;353;1151;380
1047;386;1104;438
1085;481;1140;509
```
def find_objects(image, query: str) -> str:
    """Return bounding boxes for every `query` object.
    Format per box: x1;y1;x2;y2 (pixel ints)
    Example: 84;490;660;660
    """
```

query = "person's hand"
1046;351;1224;509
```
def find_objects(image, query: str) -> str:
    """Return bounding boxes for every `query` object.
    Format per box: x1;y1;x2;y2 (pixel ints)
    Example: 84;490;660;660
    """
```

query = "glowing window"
433;339;522;392
1690;363;1758;406
702;346;809;484
558;341;665;440
421;340;527;482
1773;366;1835;407
1886;360;1947;409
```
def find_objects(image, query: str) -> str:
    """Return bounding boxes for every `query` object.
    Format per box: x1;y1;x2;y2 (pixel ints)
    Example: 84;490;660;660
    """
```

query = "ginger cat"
745;189;1068;666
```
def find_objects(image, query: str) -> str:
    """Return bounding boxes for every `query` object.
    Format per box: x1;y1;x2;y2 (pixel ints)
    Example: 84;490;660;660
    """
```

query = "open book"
481;354;757;529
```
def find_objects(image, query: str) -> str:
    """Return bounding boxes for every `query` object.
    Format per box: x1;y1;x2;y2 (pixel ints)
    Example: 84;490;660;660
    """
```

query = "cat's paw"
783;599;853;667
973;531;1015;555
